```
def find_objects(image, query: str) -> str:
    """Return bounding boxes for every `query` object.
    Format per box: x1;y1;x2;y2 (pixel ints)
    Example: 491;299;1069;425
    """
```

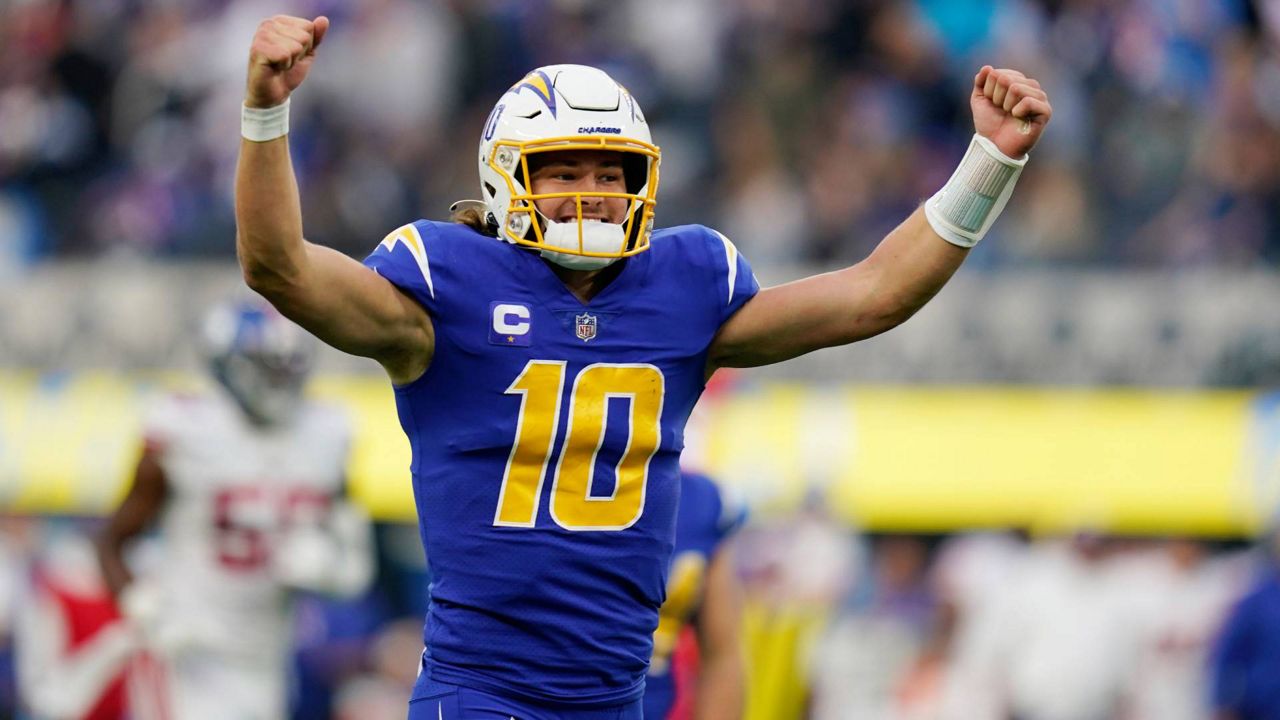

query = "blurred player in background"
94;296;374;720
15;520;134;720
1210;522;1280;720
1123;538;1247;720
644;471;746;720
235;13;1050;719
809;534;939;720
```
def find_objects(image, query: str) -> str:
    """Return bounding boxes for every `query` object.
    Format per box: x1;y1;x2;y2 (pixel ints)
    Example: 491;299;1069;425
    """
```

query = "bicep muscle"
263;242;435;382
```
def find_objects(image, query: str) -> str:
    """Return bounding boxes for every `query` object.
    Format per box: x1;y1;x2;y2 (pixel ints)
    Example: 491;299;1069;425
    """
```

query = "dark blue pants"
407;677;643;720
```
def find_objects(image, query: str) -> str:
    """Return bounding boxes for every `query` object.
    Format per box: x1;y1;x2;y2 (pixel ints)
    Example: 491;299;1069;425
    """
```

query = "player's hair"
450;204;497;236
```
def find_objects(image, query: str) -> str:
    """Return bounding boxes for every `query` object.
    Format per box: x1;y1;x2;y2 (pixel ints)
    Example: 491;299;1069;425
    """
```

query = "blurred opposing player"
94;297;374;720
235;14;1050;719
1210;525;1280;720
645;472;746;720
15;522;135;720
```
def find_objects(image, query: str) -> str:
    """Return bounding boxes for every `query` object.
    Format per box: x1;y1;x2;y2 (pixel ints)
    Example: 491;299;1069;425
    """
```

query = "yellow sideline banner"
703;386;1260;536
0;372;1270;534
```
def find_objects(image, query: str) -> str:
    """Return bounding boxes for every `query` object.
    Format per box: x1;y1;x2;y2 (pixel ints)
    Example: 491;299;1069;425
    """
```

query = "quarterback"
234;14;1051;720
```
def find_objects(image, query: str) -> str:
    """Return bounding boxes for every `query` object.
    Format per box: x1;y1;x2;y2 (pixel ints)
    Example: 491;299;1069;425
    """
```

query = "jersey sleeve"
362;220;444;316
140;393;189;455
712;481;749;544
702;226;759;325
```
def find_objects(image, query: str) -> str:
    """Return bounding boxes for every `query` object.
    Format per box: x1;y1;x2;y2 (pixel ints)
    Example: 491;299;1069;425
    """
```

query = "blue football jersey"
643;471;747;720
363;220;757;706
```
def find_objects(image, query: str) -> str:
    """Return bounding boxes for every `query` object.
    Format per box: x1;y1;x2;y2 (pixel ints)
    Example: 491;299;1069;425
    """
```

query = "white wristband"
241;98;290;142
925;134;1027;248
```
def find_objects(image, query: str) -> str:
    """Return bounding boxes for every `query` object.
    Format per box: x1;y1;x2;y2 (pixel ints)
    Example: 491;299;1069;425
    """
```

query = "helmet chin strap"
539;218;625;271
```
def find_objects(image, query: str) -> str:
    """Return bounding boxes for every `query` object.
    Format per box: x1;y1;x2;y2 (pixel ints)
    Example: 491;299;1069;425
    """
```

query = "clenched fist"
972;66;1052;159
245;15;329;109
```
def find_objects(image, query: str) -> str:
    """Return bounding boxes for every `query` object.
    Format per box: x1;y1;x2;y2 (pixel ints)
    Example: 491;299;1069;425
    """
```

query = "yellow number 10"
494;360;665;531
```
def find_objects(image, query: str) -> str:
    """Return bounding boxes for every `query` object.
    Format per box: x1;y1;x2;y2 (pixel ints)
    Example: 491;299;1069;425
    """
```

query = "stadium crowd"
2;0;1279;271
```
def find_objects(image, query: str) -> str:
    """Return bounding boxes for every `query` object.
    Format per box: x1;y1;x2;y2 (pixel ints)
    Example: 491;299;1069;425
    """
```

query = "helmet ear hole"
622;155;648;195
484;182;497;199
625;206;647;250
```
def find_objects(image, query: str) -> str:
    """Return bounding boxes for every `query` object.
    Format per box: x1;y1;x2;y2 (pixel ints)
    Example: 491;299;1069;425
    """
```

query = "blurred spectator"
291;587;396;720
934;529;1029;720
14;521;135;720
809;534;941;720
954;533;1148;720
1124;538;1250;720
1;0;1278;268
1210;527;1280;720
330;617;423;720
0;518;38;719
736;497;856;720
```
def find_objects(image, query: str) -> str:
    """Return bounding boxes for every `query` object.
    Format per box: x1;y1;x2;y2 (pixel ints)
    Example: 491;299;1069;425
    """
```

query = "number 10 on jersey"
495;360;664;531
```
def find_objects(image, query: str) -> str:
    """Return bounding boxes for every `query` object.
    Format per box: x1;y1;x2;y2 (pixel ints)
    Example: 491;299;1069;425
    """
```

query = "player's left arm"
692;540;745;720
708;67;1051;369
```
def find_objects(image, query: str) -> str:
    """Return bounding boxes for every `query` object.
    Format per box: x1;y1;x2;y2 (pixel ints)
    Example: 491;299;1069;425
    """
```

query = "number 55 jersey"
131;392;353;720
364;220;757;707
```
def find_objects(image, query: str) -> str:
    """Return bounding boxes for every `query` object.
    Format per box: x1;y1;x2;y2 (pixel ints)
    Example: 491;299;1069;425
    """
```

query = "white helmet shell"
477;65;660;264
202;296;315;426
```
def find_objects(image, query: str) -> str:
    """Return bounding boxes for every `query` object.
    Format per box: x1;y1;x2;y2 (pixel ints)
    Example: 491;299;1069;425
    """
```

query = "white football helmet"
202;296;315;426
477;64;660;269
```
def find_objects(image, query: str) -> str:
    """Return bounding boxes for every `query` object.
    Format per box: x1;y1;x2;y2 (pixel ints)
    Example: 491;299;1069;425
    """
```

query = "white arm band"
924;133;1028;248
241;99;290;142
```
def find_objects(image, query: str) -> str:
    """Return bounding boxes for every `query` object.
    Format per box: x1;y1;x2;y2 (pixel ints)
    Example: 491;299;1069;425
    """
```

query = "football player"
94;297;374;720
644;472;746;720
234;14;1051;719
15;522;134;720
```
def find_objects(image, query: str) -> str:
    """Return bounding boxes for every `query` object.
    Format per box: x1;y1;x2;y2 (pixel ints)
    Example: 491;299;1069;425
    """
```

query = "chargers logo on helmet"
509;70;558;118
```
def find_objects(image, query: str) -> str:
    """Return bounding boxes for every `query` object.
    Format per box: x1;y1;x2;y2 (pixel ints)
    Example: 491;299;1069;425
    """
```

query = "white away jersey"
140;391;351;660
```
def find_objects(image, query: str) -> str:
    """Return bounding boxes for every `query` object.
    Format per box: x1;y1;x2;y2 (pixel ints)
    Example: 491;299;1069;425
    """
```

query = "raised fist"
971;66;1052;159
245;15;329;109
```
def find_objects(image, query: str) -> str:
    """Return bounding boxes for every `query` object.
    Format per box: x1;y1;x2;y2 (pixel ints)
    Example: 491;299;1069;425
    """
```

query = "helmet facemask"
476;65;661;269
203;300;315;427
212;345;312;426
501;145;657;270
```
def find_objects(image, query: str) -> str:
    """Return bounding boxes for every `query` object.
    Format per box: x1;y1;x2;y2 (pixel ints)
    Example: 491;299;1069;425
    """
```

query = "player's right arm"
95;446;168;598
235;15;433;385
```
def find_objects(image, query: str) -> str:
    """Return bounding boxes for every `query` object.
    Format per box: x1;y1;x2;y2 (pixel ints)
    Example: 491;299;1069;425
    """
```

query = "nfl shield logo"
575;312;598;342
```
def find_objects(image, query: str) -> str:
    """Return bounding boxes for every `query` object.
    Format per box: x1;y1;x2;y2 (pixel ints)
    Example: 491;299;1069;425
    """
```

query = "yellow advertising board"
702;386;1258;535
0;372;1271;535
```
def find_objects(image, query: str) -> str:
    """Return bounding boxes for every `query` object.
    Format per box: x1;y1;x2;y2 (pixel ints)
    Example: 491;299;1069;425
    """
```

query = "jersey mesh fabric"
364;221;757;705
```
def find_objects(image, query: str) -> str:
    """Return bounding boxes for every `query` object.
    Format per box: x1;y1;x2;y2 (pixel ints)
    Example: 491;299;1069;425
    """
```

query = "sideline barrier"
0;372;1271;534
